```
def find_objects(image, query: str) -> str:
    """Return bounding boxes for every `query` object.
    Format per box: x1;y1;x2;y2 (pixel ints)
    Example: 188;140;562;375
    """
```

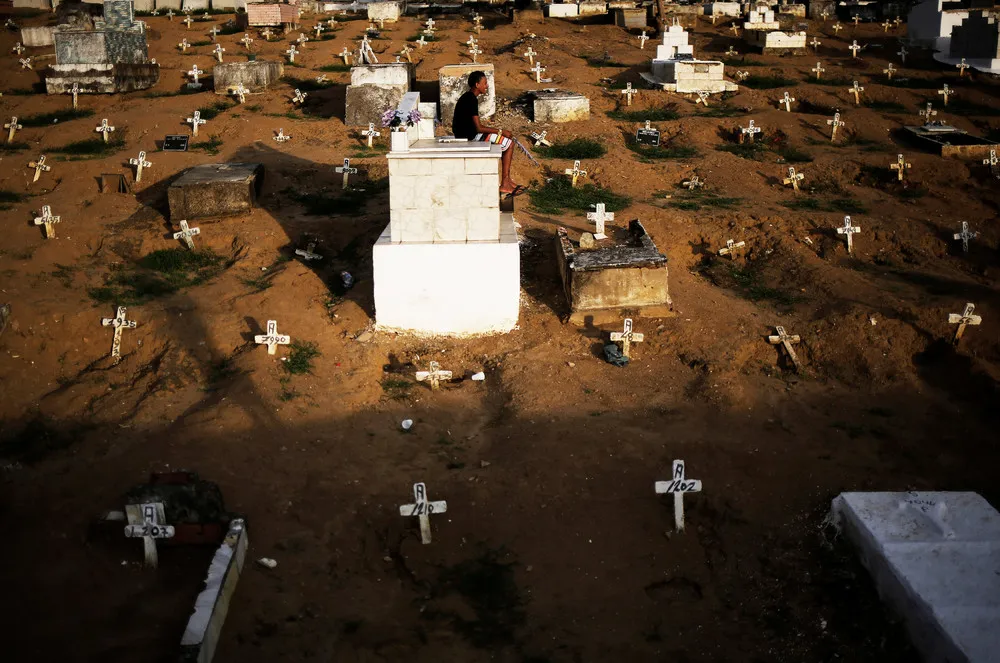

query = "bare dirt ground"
1;5;999;662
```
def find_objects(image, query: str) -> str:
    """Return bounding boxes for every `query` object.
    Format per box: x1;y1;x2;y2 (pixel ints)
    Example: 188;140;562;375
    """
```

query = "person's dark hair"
468;71;487;89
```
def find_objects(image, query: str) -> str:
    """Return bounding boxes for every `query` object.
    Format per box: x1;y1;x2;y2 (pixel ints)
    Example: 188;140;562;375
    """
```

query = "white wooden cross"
827;112;844;141
314;23;325;38
12;42;24;55
852;15;861;26
261;27;274;41
983;149;998;168
894;16;903;27
129;151;151;182
812;61;825;80
18;57;32;70
232;83;247;104
734;70;749;82
768;325;801;371
821;9;830;20
291;89;307;105
95;118;115;143
783;166;804;191
425;17;436;31
890;153;911;181
953;221;978;253
173;219;200;249
5;116;21;144
254;320;290;355
361;122;380;148
695;91;710;107
186;110;206;136
339;46;352;64
621;82;636;106
295;242;322;261
882;19;891;32
70;82;80;109
531;62;545;84
178;38;190;52
326;18;336;29
416;35;427;49
897;46;907;63
523;46;536;65
336;158;357;189
849;40;861;58
102;305;136;361
729;24;740;36
832;23;843;34
28;155;50;183
286;45;298;63
956;58;970;77
296;33;309;47
718;238;746;259
468;44;482;63
849;80;864;105
610;317;644;358
587;203;612;240
530;130;551;147
920;102;937;122
565;160;587;187
182;15;193;29
779;91;794;112
473;14;483;30
186;64;203;89
316;74;328;84
684;175;703;190
239;33;253;49
837;215;860;254
884;63;896;80
725;46;737;58
124;503;174;568
810;37;820;50
273;128;291;143
740;119;761;143
213;44;224;63
399;482;447;544
33;205;60;238
948;303;982;343
655;460;702;532
938;84;952;106
638;31;649;49
415;361;452;390
209;25;220;41
466;34;478;47
400;44;412;63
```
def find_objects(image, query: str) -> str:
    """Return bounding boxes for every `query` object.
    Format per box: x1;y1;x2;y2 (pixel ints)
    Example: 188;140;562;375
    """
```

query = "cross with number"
884;63;896;80
295;242;322;261
182;15;193;28
5;116;22;143
827;112;845;141
186;110;206;136
469;45;482;63
696;90;710;106
638;31;649;49
33;205;60;238
273;128;290;143
849;80;864;105
938;84;952;105
286;45;298;63
255;320;290;355
531;130;551;147
415;361;452;390
719;238;746;258
184;65;202;90
953;222;978;253
70;82;80;109
232;83;247;104
336;158;358;189
983;149;998;168
812;61;825;80
810;37;821;50
610;318;644;358
655;460;703;532
292;89;307;105
18;57;31;70
173;219;201;250
564;160;587;187
361;122;380;148
948;303;982;344
209;25;220;41
740;119;761;143
920;102;937;122
102;306;136;361
129;151;151;182
783;167;804;191
531;62;545;83
848;40;861;58
956;58;969;77
780;91;795;112
837;215;861;254
315;74;328;84
28;155;50;183
178;38;190;52
889;154;911;181
832;23;843;34
524;47;536;65
897;46;907;63
399;482;448;544
768;325;802;371
124;503;175;568
12;42;24;55
95;118;115;143
587;203;613;240
621;82;636;106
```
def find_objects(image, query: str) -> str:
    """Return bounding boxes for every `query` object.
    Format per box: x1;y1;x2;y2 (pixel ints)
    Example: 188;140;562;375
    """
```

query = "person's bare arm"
472;114;511;138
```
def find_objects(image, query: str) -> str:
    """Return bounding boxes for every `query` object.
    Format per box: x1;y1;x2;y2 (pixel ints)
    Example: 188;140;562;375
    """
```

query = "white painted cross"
129;150;151;182
718;238;746;259
186;110;206;136
956;58;970;77
890;153;911;181
638;31;649;49
95;118;115;143
729;24;740;36
695;90;710;106
882;19;891;32
621;82;636;106
530;130;551;147
70;82;80;109
983;149;998;168
920;102;937;122
684;175;703;190
734;70;749;82
469;45;482;63
316;74;328;84
416;35;427;49
848;40;861;58
399;482;447;544
273;128;290;143
314;23;325;38
239;33;253;49
523;46;536;65
102;305;136;361
4;116;21;144
725;46;738;58
187;64;204;88
852;15;861;26
172;219;200;250
883;63;896;80
182;15;193;29
938;83;952;106
212;44;224;63
295;242;322;261
849;80;864;105
827;112;845;141
231;83;247;104
783;166;804;191
339;46;352;64
779;91;794;112
12;42;24;55
399;44;412;63
565;160;587;187
466;34;477;47
610;318;644;358
812;61;825;80
261;27;274;41
587;203;612;240
740;119;761;143
33;205;60;238
335;157;357;189
837;215;861;254
953;221;978;253
124;503;175;568
832;23;843;34
28;155;50;183
531;61;545;83
810;37;820;50
655;460;702;532
254;320;290;355
178;37;190;52
768;325;801;371
209;25;220;41
291;89;307;105
285;45;298;63
361;122;380;148
296;33;309;47
415;361;452;390
948;303;982;343
425;17;435;31
897;46;907;63
18;57;32;70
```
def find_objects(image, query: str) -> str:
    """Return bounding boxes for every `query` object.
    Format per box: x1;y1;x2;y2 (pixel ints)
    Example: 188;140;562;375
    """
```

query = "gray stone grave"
346;62;414;127
168;163;265;221
213;60;284;94
530;89;590;123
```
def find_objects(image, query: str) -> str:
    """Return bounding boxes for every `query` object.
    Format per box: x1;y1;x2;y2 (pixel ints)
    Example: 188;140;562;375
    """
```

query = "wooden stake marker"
102;305;136;361
948;303;982;344
273;128;291;143
655;460;702;532
530;130;551;146
939;84;952;105
884;63;896;80
768;325;802;371
399;482;447;544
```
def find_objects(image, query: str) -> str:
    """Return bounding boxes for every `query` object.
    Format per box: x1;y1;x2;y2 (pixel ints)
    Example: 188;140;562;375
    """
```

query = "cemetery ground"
1;7;999;663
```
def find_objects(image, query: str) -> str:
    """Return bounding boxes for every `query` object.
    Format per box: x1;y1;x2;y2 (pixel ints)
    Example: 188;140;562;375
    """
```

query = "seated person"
451;70;524;195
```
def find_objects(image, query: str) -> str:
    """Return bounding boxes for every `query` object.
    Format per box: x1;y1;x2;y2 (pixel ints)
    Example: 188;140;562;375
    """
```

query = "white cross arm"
948;313;982;325
124;523;176;538
255;333;290;345
610;331;644;342
416;370;453;382
399;500;448;516
655;479;703;494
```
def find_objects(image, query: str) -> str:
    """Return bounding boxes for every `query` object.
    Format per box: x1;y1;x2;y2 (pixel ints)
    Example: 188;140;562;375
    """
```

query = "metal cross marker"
849;80;864;105
848;40;861;58
254;320;290;355
335;158;357;189
948;303;982;344
399;482;447;544
531;62;545;83
124;503;174;568
718;238;746;259
920;102;937;122
565;160;587;187
837;215;861;254
12;42;24;55
523;47;536;65
33;205;60;238
28;155;50;183
890;154;911;181
285;45;298;63
898;46;907;63
186;110;206;136
95;118;115;143
953;222;978;253
172;219;200;250
812;61;825;80
827;112;845;141
339;46;352;64
638;31;649;49
530;130;551;147
129;151;151;183
740;119;761;143
232;83;247;104
884;63;896;80
655;460;702;532
209;25;220;41
291;89;307;105
779;91;795;112
768;325;801;371
695;90;710;106
361;122;380;148
587;203;613;240
70;82;80;109
102;305;136;362
956;58;970;77
415;361;452;390
5;116;21;143
261;27;274;41
239;33;253;49
213;44;224;63
178;38;190;52
610;318;644;358
273;128;290;143
938;84;952;106
295;242;322;261
783;166;804;191
621;82;636;106
810;37;821;50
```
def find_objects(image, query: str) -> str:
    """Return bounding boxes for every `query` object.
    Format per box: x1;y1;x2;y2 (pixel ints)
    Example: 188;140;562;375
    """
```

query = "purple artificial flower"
406;109;422;126
380;108;397;128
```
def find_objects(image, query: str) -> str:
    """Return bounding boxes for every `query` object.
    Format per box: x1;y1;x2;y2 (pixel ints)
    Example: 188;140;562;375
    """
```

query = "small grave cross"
425;17;436;31
178;38;190;52
889;153;911;181
18;57;32;70
469;45;482;63
783;166;804;191
852;15;861;26
261;27;274;41
172;219;200;250
33;204;60;238
779;91;795;112
827;112;845;141
70;82;80;109
296;33;309;47
209;25;220;41
565;160;587;187
466;34;478;47
166;9;174;20
734;70;749;82
340;46;352;64
316;74;328;84
849;80;864;105
729;24;740;36
95;118;115;143
232;83;247;104
621;82;636;106
810;37;821;50
254;320;290;355
740;119;761;143
531;62;545;83
812;61;825;80
610;318;644;358
684;175;703;190
295;242;322;261
28;155;50;183
101;305;136;361
314;23;325;38
399;482;447;544
12;42;24;55
848;40;861;58
882;20;892;32
920;102;937;122
956;58;970;77
655;460;702;532
718;238;746;259
768;325;802;371
837;215;861;254
273;127;291;143
291;89;307;105
884;63;896;80
129;151;151;182
239;33;253;49
524;47;537;64
832;23;843;34
335;158;357;189
948;303;982;344
415;361;452;390
213;44;225;63
953;221;978;253
416;35;427;49
938;83;952;105
182;15;193;29
187;64;204;88
983;149;998;168
400;44;412;63
587;203;613;240
124;503;174;568
695;90;710;106
725;46;737;57
530;130;551;147
285;45;298;63
5;116;22;143
186;110;206;136
361;122;380;148
638;31;649;49
898;46;908;63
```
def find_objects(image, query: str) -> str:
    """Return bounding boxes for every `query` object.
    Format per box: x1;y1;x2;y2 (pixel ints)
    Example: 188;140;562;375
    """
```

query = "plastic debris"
471;372;485;381
603;342;629;367
401;419;413;430
256;557;277;569
341;271;354;289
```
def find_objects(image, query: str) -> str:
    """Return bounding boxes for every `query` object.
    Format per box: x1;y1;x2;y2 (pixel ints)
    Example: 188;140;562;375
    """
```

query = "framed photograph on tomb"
162;135;189;152
635;127;661;147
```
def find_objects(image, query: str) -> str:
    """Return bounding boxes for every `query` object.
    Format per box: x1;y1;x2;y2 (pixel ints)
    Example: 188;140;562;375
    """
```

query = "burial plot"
904;122;1000;159
168;163;265;221
530;89;590;123
655;460;702;532
213;61;284;94
399;482;447;544
642;21;737;93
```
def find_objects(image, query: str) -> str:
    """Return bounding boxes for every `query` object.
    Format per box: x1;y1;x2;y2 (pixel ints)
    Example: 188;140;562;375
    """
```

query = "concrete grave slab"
547;3;579;18
21;26;56;48
439;63;495;126
531;88;590;123
167;162;264;221
346;84;408;127
368;1;401;22
212;60;284;93
45;63;159;94
614;7;648;28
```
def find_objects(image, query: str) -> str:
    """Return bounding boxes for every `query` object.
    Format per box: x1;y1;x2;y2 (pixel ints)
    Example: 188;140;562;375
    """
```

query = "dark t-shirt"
452;90;479;140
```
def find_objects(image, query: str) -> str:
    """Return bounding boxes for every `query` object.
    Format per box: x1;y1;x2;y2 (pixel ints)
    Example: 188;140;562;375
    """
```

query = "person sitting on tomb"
452;70;525;196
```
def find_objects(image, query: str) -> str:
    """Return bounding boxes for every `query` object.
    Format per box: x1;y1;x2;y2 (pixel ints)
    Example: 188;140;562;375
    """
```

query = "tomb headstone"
168;163;265;221
346;62;414;127
439;63;495;127
212;61;284;94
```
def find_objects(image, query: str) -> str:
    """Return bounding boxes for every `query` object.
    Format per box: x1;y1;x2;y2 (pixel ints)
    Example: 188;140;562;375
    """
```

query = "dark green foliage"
0;142;31;153
381;378;413;400
51;135;126;157
668;190;742;211
534;138;606;159
88;249;226;304
0;190;26;210
718;263;798;305
190;134;224;155
529;178;630;215
626;140;698;160
696;104;744;118
607;105;679;121
19;108;95;127
197;101;233;120
782;196;868;213
583;53;629;67
318;63;352;72
284;341;321;375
